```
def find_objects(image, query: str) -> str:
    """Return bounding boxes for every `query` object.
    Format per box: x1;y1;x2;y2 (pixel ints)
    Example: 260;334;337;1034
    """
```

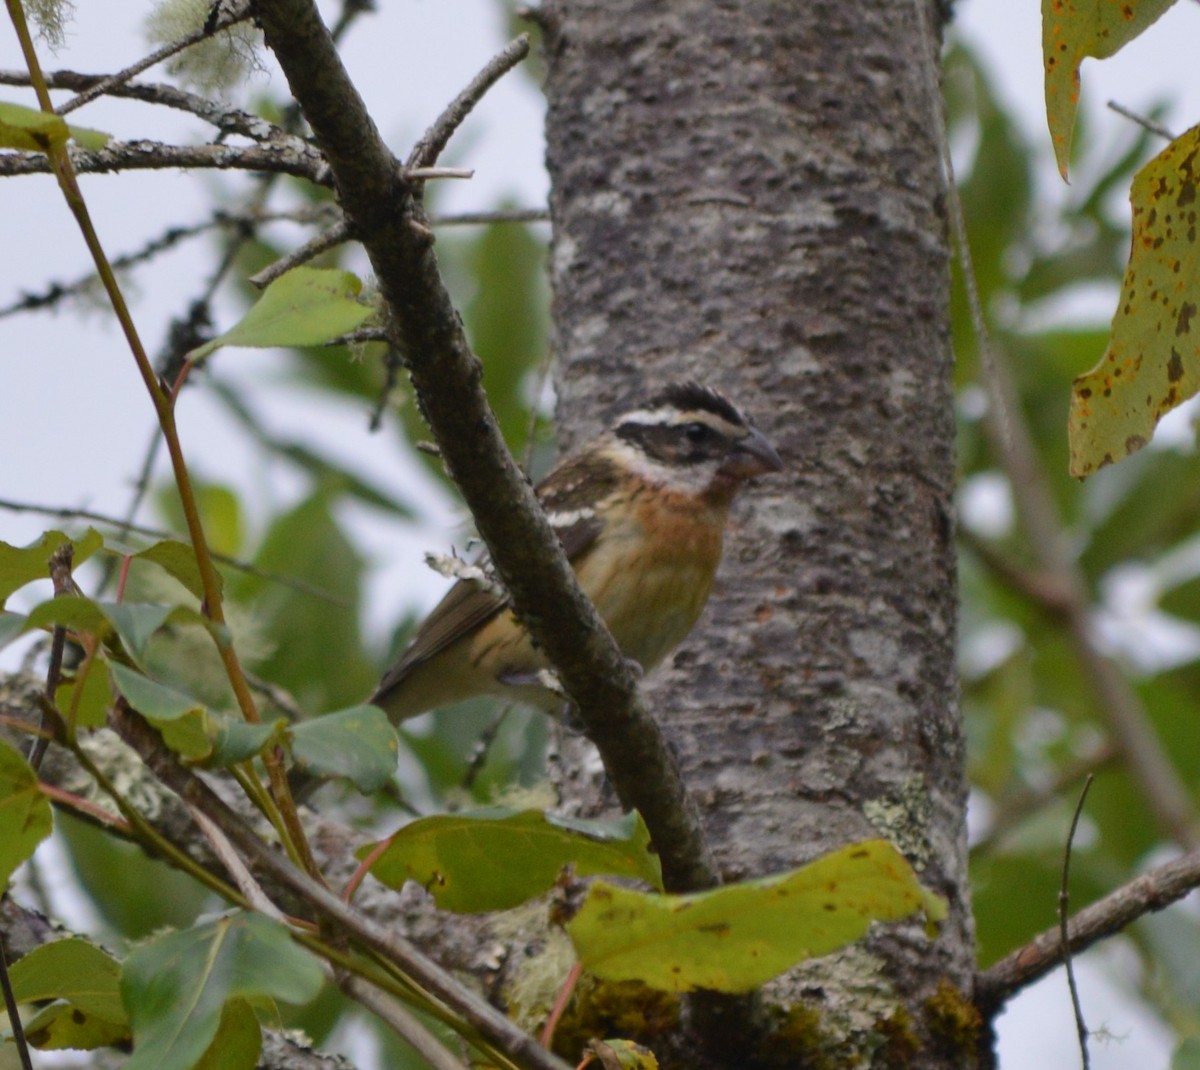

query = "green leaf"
1172;1036;1200;1070
192;998;261;1070
27;595;227;670
0;611;27;650
132;539;212;601
567;840;942;993
0;528;103;608
20;1001;131;1051
0;740;53;888
206;713;281;767
110;663;204;722
120;912;323;1070
1042;0;1176;178
0;100;108;153
58;661;114;730
23;593;111;639
1069;124;1200;476
190;267;375;360
109;663;277;765
100;602;176;661
361;808;663;913
231;492;374;710
289;705;398;792
109;664;211;760
9;938;127;1025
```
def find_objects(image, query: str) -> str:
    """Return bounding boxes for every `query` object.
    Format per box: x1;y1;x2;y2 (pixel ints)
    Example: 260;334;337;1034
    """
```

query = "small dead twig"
1060;775;1095;1070
1106;101;1175;142
406;35;531;171
249;218;354;288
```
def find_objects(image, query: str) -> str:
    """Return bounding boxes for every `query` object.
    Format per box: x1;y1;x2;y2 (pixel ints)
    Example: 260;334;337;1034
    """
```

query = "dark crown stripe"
644;382;745;428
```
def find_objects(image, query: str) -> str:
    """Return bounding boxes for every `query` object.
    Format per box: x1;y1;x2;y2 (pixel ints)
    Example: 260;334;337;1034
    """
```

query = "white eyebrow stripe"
616;406;676;426
618;408;744;433
548;507;596;527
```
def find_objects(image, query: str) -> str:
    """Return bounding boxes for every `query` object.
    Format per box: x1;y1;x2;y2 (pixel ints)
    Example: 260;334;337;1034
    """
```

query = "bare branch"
253;0;718;895
0;139;332;186
977;845;1200;1011
407;35;531;170
433;207;549;226
54;0;255;116
404;166;474;181
0;205;336;319
0;68;293;142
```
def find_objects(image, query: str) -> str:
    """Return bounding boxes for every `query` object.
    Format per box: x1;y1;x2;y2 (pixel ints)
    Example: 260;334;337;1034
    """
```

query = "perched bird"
371;382;783;722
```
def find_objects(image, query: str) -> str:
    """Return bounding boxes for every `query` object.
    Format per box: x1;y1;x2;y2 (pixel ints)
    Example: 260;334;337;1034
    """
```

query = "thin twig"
331;325;390;346
0;68;289;143
0;935;33;1070
329;0;376;44
1060;775;1094;1070
458;704;515;797
406;35;531;170
249;218;354;288
54;0;255;116
1106;101;1175;142
404;166;474;181
340;973;471;1070
29;544;74;770
433;207;549;226
1;206;334;319
186;802;286;918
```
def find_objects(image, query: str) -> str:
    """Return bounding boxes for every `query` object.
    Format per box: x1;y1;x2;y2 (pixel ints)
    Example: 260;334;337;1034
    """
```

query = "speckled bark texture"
543;2;974;1065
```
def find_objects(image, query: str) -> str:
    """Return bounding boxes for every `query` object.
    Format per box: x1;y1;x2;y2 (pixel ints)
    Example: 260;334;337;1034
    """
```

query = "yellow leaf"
567;840;943;993
1042;0;1176;179
1069;124;1200;477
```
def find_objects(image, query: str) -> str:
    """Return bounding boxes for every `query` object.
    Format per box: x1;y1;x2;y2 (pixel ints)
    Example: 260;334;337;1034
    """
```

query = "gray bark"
543;1;974;1065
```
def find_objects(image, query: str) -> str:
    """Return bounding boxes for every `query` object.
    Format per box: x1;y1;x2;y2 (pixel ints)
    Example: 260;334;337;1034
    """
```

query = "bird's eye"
684;422;712;443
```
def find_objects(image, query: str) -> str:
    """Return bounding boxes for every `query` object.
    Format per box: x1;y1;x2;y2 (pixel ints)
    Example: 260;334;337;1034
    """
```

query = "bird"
371;382;783;722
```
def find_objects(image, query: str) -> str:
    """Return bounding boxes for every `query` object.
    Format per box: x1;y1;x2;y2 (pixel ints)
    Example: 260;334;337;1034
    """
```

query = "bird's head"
602;382;783;497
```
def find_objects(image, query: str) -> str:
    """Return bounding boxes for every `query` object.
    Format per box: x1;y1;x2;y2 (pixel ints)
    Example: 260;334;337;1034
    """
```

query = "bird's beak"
722;427;784;478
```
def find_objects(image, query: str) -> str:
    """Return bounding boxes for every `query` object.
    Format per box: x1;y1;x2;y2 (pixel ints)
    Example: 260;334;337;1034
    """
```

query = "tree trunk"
542;1;975;1065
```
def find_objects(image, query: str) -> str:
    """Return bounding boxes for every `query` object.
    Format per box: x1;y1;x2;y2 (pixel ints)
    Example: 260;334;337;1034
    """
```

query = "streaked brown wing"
375;450;616;693
374;577;506;695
